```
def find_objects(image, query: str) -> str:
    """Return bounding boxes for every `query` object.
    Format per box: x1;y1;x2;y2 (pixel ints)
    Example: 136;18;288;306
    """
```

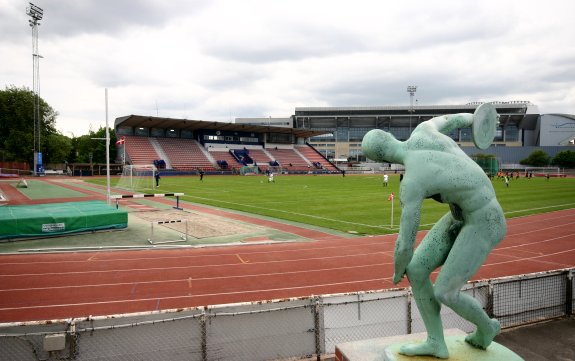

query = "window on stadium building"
504;125;519;142
335;127;349;142
349;128;371;141
310;128;335;140
269;133;291;143
204;135;224;141
446;129;459;141
460;127;472;141
389;127;410;141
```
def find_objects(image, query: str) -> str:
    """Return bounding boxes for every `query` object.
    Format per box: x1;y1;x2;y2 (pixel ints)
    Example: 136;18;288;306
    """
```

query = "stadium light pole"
27;2;44;175
407;85;417;137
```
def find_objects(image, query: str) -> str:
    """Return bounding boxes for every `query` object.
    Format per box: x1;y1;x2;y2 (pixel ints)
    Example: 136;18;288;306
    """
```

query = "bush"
552;150;575;168
519;150;550;167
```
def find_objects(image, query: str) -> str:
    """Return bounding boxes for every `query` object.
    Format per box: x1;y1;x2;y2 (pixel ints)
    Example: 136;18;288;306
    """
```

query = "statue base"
335;330;523;361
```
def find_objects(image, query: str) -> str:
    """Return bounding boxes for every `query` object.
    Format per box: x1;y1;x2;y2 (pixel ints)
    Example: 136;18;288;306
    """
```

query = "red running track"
0;208;574;323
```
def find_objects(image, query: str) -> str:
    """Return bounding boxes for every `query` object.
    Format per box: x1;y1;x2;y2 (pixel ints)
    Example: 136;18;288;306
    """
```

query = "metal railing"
0;268;572;361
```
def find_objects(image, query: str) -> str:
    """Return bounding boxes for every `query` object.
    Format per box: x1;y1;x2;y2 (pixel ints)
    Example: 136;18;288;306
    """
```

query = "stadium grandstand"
115;101;575;174
114;115;340;174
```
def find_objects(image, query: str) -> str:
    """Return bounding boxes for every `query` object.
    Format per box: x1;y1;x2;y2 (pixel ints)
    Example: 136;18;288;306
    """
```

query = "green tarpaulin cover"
0;201;127;240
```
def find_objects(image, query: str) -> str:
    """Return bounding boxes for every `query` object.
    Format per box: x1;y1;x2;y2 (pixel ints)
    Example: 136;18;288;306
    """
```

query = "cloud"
1;0;574;136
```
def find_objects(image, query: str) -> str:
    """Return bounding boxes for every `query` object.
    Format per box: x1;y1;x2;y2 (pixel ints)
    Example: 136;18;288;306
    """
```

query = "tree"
519;150;550;167
44;133;73;164
0;85;58;163
552;150;575;168
74;127;117;164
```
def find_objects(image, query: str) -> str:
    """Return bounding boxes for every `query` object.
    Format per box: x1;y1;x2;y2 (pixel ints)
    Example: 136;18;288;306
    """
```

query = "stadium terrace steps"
210;150;241;170
266;147;311;171
155;138;215;171
124;137;334;172
123;136;161;165
296;144;339;171
248;149;274;169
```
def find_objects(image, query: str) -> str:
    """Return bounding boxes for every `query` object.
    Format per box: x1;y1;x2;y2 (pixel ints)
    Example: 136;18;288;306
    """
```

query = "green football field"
91;174;575;236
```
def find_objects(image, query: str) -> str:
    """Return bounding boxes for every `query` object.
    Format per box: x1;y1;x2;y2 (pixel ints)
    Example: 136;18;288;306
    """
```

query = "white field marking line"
0;240;391;267
185;195;575;231
185;195;389;229
0;262;389;293
0;251;389;278
0;277;392;312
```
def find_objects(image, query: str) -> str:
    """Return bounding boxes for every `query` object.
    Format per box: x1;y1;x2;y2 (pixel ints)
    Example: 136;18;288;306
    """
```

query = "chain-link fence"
0;268;572;361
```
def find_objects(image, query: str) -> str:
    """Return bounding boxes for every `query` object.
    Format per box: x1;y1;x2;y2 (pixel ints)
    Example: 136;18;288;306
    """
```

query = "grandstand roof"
115;115;328;139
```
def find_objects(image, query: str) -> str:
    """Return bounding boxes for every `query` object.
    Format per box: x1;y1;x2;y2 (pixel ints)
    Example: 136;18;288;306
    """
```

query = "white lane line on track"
0;251;390;278
0;277;392;312
0;262;389;293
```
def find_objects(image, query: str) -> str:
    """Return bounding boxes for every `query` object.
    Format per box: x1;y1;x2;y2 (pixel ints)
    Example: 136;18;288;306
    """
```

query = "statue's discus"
472;103;498;150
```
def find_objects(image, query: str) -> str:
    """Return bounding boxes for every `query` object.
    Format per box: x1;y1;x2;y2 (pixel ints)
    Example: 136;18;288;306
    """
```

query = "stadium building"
115;101;575;173
114;116;339;174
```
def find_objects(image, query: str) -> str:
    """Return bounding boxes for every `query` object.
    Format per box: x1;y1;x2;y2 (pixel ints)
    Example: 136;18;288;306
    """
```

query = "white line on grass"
504;203;575;215
185;195;390;229
182;195;575;232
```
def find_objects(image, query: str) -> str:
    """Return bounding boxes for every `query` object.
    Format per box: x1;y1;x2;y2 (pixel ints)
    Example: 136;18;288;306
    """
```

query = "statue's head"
362;129;403;163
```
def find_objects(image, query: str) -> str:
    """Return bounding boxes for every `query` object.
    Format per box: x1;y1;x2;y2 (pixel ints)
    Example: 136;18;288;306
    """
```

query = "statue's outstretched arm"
427;113;474;135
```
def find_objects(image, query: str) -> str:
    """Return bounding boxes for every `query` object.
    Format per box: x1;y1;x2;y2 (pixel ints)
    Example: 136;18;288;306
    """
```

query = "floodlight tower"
27;2;44;175
407;85;417;137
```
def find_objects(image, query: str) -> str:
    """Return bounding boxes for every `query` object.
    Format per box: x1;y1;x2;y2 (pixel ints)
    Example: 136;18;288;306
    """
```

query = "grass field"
90;174;575;236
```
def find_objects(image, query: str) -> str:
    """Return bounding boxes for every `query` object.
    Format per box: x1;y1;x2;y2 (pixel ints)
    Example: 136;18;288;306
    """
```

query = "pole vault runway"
0;206;573;323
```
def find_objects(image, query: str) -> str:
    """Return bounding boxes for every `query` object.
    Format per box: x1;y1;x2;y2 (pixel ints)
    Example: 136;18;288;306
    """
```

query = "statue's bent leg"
433;221;504;350
400;213;456;359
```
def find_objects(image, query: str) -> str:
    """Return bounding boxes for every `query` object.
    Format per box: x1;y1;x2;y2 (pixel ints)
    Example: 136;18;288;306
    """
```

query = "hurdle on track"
148;219;188;245
110;192;185;210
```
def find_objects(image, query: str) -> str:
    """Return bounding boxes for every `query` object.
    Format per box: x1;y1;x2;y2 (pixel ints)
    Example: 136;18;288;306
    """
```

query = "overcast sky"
2;0;574;136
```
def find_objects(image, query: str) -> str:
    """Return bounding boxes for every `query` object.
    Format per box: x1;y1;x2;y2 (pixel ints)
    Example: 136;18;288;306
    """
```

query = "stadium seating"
154;138;215;171
266;147;310;171
210;150;243;171
123;137;337;174
123;136;161;165
249;149;273;164
295;145;339;172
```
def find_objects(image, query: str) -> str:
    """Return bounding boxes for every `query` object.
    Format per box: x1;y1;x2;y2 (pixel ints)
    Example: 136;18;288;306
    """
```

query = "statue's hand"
393;270;405;284
393;247;413;285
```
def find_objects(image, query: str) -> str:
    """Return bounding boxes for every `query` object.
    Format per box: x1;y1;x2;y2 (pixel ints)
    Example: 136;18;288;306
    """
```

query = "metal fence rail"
0;268;573;361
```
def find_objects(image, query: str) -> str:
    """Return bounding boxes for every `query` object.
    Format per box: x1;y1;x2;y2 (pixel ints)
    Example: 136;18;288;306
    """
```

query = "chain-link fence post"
69;321;79;359
406;289;412;334
486;281;495;318
200;309;208;361
313;297;322;361
566;270;573;315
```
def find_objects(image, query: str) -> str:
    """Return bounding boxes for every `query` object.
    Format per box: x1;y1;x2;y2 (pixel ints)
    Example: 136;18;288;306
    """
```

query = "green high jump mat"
0;201;127;240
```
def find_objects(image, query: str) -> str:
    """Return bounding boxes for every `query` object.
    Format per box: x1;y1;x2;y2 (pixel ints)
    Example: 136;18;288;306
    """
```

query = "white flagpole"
105;88;111;205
